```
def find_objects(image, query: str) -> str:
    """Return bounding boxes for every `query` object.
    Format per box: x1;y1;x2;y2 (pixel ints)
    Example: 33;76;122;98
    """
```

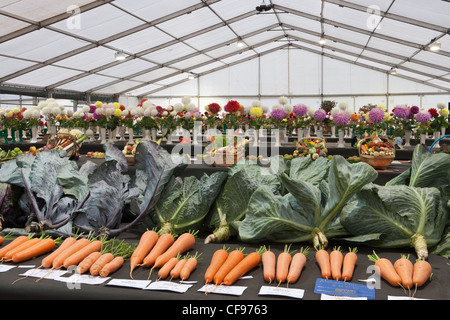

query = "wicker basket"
358;135;395;170
210;151;244;167
56;133;82;158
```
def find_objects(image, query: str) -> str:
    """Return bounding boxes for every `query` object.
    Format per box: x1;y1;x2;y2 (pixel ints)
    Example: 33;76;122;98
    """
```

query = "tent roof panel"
6;65;83;87
0;14;31;37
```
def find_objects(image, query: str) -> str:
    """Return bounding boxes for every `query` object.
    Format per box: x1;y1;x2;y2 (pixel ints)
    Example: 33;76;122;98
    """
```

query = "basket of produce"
40;129;86;158
122;139;141;166
205;135;247;167
358;135;395;170
293;137;328;160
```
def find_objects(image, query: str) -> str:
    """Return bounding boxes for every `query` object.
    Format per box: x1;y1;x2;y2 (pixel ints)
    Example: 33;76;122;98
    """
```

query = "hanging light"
389;67;397;75
236;38;245;47
115;51;126;61
429;41;441;51
319;37;326;45
187;73;195;80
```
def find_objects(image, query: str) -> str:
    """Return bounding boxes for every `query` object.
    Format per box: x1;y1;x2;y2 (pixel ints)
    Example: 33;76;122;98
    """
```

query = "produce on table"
222;247;264;286
239;155;378;248
341;145;450;260
293;138;327;160
0;147;23;162
86;151;105;159
359;135;395;157
204;246;229;285
286;247;309;286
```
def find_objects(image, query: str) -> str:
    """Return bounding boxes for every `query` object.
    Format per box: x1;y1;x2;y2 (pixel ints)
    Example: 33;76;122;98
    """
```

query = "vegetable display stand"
54;132;84;157
358;135;395;170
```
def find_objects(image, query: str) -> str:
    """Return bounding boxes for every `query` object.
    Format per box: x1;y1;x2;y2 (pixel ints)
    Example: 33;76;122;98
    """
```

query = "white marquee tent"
0;0;449;112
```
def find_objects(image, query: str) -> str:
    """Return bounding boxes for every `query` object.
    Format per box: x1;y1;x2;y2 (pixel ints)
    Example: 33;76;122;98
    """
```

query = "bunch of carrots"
129;229;198;281
1;233;135;280
368;251;432;297
261;245;309;287
315;246;358;282
203;246;264;288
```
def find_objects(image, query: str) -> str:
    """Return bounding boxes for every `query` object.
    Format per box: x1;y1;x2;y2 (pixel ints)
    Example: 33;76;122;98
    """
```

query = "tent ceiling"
0;0;449;99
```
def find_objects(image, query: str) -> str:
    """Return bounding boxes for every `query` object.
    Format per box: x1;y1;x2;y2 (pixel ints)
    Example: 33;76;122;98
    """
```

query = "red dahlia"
224;100;240;113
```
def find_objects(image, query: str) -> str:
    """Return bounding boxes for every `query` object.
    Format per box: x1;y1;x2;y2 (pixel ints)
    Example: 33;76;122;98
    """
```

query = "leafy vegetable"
150;171;227;236
340;184;448;259
238;155;378;248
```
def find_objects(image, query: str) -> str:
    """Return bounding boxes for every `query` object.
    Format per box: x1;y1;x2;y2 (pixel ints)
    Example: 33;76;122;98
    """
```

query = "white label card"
258;285;305;299
19;268;68;280
198;284;247;296
54;273;110;285
107;278;152;289
321;294;368;300
0;265;16;273
144;280;193;293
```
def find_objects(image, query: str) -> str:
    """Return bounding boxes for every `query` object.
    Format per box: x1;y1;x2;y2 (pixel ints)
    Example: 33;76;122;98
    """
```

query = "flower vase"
404;130;412;147
128;128;134;144
108;129;116;142
151;128;157;141
99;127;107;144
21;128;27;140
441;127;446;137
337;129;345;148
48;125;57;138
433;131;441;149
273;129;283;147
420;133;426;145
252;129;259;147
331;126;336;138
245;124;250;137
162;127;168;142
11;130;16;143
143;129;151;141
3;129;8;144
119;126;125;141
316;128;323;138
166;131;173;145
17;129;24;143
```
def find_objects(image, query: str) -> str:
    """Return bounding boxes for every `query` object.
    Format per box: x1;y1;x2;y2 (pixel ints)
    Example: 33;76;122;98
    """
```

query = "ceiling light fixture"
115;51;126;61
188;73;195;80
429;41;441;51
319;37;326;45
389;67;397;75
236;38;245;47
256;1;273;13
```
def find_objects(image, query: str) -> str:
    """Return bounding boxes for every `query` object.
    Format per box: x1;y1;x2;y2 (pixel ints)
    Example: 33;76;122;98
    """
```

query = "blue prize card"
314;278;376;299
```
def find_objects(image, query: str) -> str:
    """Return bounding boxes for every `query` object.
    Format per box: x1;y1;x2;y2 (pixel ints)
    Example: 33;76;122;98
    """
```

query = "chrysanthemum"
393;105;410;119
293;104;308;117
416;110;431;123
333;110;350;126
208;103;221;115
368;107;385;124
313;108;327;121
250;107;263;118
270;108;287;121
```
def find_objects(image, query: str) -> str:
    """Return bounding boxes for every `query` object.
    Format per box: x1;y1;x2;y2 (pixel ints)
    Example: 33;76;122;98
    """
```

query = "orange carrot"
412;259;432;289
141;233;174;267
261;246;276;284
0;236;29;259
394;254;414;290
315;247;331;279
342;247;358;282
63;239;103;269
204;246;229;284
368;251;401;287
4;237;40;261
286;247;309;286
52;238;91;269
180;252;201;281
76;251;102;274
12;238;55;263
170;254;189;280
0;236;4;246
330;246;343;281
130;230;159;278
153;231;197;269
90;252;114;276
157;256;180;280
276;244;293;285
213;247;245;285
99;256;124;277
222;247;263;286
41;237;77;269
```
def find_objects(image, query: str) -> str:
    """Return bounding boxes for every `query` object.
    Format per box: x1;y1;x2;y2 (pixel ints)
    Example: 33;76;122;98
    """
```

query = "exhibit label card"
258;285;304;299
314;278;375;299
107;278;152;289
144;280;193;293
197;284;247;296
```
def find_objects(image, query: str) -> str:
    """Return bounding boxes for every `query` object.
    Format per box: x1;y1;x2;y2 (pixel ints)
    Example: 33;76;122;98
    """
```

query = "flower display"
224;100;240;114
393;105;410;119
333;110;350;127
368;107;385;124
416;110;432;124
293;104;308;117
410;105;420;115
206;103;221;115
270;108;287;121
313;108;327;122
428;108;439;118
250;107;263;118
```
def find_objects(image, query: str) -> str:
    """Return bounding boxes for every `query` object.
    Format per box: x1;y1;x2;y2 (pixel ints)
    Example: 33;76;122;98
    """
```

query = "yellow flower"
6;111;13;118
365;113;370;122
12;108;20;114
377;104;386;111
439;108;449;117
114;102;120;109
384;112;391;121
250;107;263;118
95;101;103;108
114;109;122;117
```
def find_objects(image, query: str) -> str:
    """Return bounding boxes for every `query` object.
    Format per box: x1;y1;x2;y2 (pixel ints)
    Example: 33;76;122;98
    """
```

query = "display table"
0;231;448;302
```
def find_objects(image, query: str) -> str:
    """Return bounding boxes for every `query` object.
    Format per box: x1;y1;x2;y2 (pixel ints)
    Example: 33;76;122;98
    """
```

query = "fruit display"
86;151;105;159
293;138;327;160
359;135;395;157
0;147;23;162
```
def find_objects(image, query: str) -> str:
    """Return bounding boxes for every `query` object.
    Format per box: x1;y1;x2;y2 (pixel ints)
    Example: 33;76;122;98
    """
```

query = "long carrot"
180;252;201;281
213;247;245;285
286;246;309;286
0;235;30;259
130;230;159;279
330;246;343;281
141;233;174;268
394;254;413;291
4;237;41;261
204;246;229;284
315;246;331;279
63;239;103;269
342;247;358;282
412;258;432;294
153;231;197;269
223;247;264;286
77;251;102;274
12;238;55;263
41;237;77;269
99;256;124;278
52;238;91;269
157;255;180;280
170;254;189;280
90;252;114;276
276;244;293;286
261;246;276;284
368;251;401;287
0;236;4;246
